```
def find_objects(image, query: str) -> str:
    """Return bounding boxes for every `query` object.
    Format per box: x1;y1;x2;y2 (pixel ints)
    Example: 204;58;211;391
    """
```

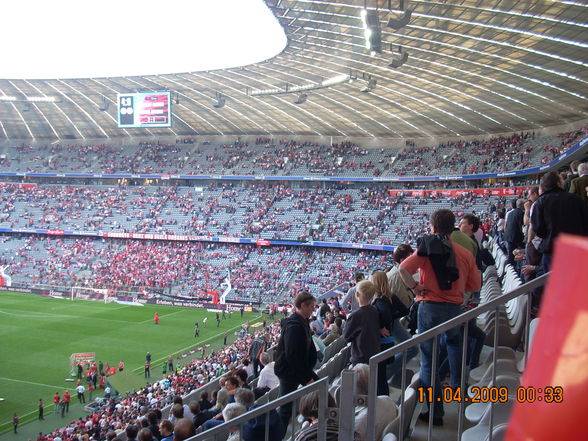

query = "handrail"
365;272;548;441
186;376;330;441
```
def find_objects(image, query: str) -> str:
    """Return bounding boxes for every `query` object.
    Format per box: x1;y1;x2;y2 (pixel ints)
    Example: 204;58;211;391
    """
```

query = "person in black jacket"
274;291;318;428
504;199;525;267
531;171;588;272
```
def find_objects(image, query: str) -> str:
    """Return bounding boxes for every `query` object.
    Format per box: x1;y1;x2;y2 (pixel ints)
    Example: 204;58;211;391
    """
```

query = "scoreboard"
117;92;172;128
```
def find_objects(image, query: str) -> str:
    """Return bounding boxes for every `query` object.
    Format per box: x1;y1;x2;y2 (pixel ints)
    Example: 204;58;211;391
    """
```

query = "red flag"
506;235;588;441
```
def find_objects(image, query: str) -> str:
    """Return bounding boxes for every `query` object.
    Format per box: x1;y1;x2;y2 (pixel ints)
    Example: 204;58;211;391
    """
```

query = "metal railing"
364;272;548;441
187;376;331;441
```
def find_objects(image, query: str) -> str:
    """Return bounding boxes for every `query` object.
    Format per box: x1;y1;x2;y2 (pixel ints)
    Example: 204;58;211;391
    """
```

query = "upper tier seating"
0;127;584;177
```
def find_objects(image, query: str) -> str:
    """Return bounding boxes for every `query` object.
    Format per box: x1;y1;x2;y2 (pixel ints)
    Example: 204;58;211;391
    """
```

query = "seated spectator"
223;403;247;441
159;420;174;441
321;317;343;346
241;387;284;441
138;428;154;441
352;363;398;440
173;418;196;441
254;352;279;398
295;390;340;441
190;402;208;430
125;425;139;441
168;404;184;423
242;358;254;379
198;391;213;411
234;369;251;389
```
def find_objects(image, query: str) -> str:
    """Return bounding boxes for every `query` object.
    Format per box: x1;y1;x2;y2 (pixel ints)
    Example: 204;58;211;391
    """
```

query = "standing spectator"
38;399;44;420
274;291;319;428
224;332;228;345
216;312;221;327
249;333;268;377
343;280;380;367
563;160;581;192
144;361;151;378
60;397;67;417
371;271;399;395
88;383;94;401
53;391;60;414
63;390;71;412
531;171;588;273
504;199;525;266
341;272;364;315
12;412;18;433
399;209;481;425
569;162;588;204
76;383;86;403
154;312;160;325
168;356;174;372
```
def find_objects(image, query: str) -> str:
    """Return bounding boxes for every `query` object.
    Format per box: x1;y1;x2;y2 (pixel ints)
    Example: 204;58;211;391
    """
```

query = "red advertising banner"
388;186;533;197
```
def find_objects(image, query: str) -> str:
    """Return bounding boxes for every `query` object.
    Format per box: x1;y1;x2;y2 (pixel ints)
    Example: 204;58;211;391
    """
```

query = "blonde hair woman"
370;271;396;396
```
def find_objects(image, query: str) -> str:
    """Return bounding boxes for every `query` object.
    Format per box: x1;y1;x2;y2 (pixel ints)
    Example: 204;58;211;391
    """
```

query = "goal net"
70;286;114;303
69;352;96;376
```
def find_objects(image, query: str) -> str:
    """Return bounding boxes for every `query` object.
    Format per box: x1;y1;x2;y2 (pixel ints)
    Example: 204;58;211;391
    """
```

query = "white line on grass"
0;376;67;390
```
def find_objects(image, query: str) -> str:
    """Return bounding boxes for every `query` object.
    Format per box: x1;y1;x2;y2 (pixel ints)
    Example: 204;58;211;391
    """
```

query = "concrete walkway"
1;400;91;441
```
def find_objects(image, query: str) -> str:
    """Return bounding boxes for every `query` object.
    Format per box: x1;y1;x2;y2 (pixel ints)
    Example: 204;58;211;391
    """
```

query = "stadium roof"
0;0;587;141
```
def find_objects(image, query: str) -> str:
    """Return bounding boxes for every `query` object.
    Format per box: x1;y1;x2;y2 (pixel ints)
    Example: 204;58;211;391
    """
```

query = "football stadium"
0;1;587;441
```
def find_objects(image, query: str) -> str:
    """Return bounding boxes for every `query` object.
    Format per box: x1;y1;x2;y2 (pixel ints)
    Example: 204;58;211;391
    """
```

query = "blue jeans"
386;319;419;379
418;302;463;418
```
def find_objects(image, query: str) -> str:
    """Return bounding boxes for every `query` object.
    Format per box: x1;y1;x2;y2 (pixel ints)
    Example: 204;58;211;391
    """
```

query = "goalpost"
70;286;114;303
69;352;96;377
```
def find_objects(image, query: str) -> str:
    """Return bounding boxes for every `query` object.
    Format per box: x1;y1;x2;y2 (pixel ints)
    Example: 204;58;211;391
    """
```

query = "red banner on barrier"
506;235;588;441
388;186;533;197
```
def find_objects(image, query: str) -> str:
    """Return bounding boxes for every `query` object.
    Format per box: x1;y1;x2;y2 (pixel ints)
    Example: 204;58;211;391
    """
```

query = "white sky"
0;0;287;79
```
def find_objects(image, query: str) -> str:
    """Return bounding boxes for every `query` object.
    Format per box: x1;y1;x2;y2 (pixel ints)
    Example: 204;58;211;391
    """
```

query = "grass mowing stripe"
0;307;150;324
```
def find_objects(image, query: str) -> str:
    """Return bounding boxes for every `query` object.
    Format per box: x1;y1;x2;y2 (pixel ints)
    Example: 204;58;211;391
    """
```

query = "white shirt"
76;385;85;394
257;362;280;390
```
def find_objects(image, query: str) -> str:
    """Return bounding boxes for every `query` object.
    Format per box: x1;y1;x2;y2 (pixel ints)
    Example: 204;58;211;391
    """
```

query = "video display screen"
117;92;172;128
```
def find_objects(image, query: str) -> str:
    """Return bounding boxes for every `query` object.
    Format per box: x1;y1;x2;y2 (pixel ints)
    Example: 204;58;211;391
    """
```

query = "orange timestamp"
417;386;564;404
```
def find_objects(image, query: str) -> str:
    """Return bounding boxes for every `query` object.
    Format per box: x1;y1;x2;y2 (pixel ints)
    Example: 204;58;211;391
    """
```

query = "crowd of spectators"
0;127;585;177
0;236;392;304
0;182;500;245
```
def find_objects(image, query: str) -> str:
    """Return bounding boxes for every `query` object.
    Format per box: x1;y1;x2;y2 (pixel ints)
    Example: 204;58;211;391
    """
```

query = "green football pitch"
0;291;261;432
